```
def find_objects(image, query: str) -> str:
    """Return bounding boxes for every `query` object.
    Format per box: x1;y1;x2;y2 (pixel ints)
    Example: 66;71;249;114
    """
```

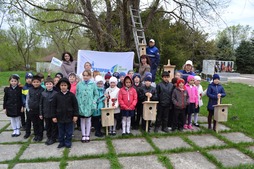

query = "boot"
213;120;217;131
208;115;212;129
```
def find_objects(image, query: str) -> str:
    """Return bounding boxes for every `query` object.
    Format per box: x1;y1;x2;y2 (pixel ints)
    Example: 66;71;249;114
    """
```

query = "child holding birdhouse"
207;74;226;131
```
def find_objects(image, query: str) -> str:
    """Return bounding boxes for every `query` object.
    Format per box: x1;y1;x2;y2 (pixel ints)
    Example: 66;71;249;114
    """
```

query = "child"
55;72;63;79
127;70;134;79
141;75;158;131
172;78;189;131
21;72;33;130
3;74;23;137
132;73;145;129
118;76;137;135
105;77;120;135
193;76;206;127
117;72;126;88
113;72;120;80
36;73;46;89
104;72;111;90
25;75;45;141
168;77;178;127
184;75;198;130
174;72;182;79
52;78;79;148
154;71;174;133
92;70;101;82
39;77;58;145
76;70;99;142
93;75;105;137
207;74;226;131
53;76;60;91
68;72;78;95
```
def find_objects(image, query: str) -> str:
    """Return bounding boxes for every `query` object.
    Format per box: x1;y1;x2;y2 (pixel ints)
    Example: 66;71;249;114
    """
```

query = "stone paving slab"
112;138;154;154
200;123;230;131
69;141;108;157
152;136;191;150
188;134;226;148
194;115;207;123
0;164;8;169
20;143;64;160
0;113;9;121
13;162;60;169
0;121;9;130
167;152;217;169
0;131;26;143
0;144;22;162
208;148;254;167
66;159;110;169
119;155;165;169
220;132;253;143
248;146;254;153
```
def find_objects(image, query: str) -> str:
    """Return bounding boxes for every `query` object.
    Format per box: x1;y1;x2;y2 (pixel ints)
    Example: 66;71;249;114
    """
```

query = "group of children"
3;66;226;148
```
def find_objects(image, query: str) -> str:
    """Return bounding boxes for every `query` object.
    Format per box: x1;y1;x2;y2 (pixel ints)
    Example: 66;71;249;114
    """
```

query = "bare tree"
5;0;229;51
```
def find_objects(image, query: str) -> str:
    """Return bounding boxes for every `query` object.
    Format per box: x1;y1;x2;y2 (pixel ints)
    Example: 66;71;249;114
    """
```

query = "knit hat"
9;74;20;81
25;72;33;79
32;75;41;82
144;72;152;78
109;77;118;84
95;75;104;84
132;73;141;81
187;75;195;82
68;72;77;78
56;77;71;90
144;76;152;82
104;72;111;80
119;72;126;78
185;60;193;66
194;76;201;81
44;77;54;84
55;72;63;78
161;71;170;77
176;78;185;87
112;72;120;79
213;74;220;80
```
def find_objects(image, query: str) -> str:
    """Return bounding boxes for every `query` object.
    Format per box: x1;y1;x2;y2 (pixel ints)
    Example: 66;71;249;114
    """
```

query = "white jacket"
105;87;120;114
196;84;207;107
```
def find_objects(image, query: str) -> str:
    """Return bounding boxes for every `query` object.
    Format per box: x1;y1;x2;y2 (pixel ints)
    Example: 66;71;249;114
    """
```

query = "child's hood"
123;76;133;87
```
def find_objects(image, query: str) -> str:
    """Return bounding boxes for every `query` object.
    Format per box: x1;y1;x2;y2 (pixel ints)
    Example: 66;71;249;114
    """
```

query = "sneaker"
57;143;65;148
183;124;188;129
81;136;86;143
188;124;193;130
154;127;159;133
194;123;200;127
161;127;169;133
24;133;30;139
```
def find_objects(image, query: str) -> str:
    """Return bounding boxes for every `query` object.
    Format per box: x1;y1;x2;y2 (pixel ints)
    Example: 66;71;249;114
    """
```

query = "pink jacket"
118;76;138;110
185;83;198;106
70;81;77;95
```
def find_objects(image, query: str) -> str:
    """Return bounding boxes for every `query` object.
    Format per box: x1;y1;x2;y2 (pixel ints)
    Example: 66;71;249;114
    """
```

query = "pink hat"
187;75;194;82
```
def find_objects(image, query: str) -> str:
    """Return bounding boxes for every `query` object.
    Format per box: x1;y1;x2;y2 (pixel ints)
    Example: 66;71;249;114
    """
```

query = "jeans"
57;122;73;147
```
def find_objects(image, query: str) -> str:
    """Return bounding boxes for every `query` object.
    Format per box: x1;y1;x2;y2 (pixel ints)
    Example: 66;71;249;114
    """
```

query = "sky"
203;0;254;39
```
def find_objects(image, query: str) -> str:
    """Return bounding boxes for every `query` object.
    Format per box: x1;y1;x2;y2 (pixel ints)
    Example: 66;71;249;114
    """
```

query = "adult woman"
178;60;196;83
134;55;151;82
61;52;77;78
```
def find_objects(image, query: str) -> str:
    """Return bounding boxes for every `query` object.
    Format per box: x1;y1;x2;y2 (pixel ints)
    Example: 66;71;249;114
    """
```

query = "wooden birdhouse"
143;96;158;132
101;100;115;135
163;59;176;82
139;43;147;56
213;98;232;133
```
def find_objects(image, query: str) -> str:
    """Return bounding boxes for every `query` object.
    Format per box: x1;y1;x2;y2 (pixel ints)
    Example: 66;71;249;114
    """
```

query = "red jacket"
118;76;138;110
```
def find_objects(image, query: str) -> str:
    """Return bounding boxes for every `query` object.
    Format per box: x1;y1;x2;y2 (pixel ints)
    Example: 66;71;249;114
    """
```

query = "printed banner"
50;57;63;67
77;50;134;76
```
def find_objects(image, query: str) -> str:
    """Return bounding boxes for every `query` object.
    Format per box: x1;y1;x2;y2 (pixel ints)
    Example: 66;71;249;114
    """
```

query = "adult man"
146;39;160;82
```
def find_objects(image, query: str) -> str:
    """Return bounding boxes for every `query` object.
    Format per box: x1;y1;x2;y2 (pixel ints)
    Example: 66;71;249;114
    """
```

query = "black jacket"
141;85;158;101
156;81;174;107
26;86;44;114
3;86;23;117
51;91;79;123
40;89;58;118
133;82;145;104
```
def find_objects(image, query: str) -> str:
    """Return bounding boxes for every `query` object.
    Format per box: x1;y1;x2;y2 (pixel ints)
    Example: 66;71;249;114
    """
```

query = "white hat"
149;39;155;43
194;76;201;81
109;77;117;84
185;60;193;66
95;75;104;84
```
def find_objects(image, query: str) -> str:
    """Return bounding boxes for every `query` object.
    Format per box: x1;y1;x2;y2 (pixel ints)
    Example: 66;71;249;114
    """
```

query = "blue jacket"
93;87;105;117
207;82;226;110
146;46;160;69
22;83;33;107
178;70;196;83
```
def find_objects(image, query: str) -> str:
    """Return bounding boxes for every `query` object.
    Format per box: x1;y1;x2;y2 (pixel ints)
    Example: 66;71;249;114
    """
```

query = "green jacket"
76;80;99;117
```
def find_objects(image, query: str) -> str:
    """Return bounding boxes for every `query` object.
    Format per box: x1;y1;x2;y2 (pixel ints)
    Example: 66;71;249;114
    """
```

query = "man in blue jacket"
146;39;160;82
